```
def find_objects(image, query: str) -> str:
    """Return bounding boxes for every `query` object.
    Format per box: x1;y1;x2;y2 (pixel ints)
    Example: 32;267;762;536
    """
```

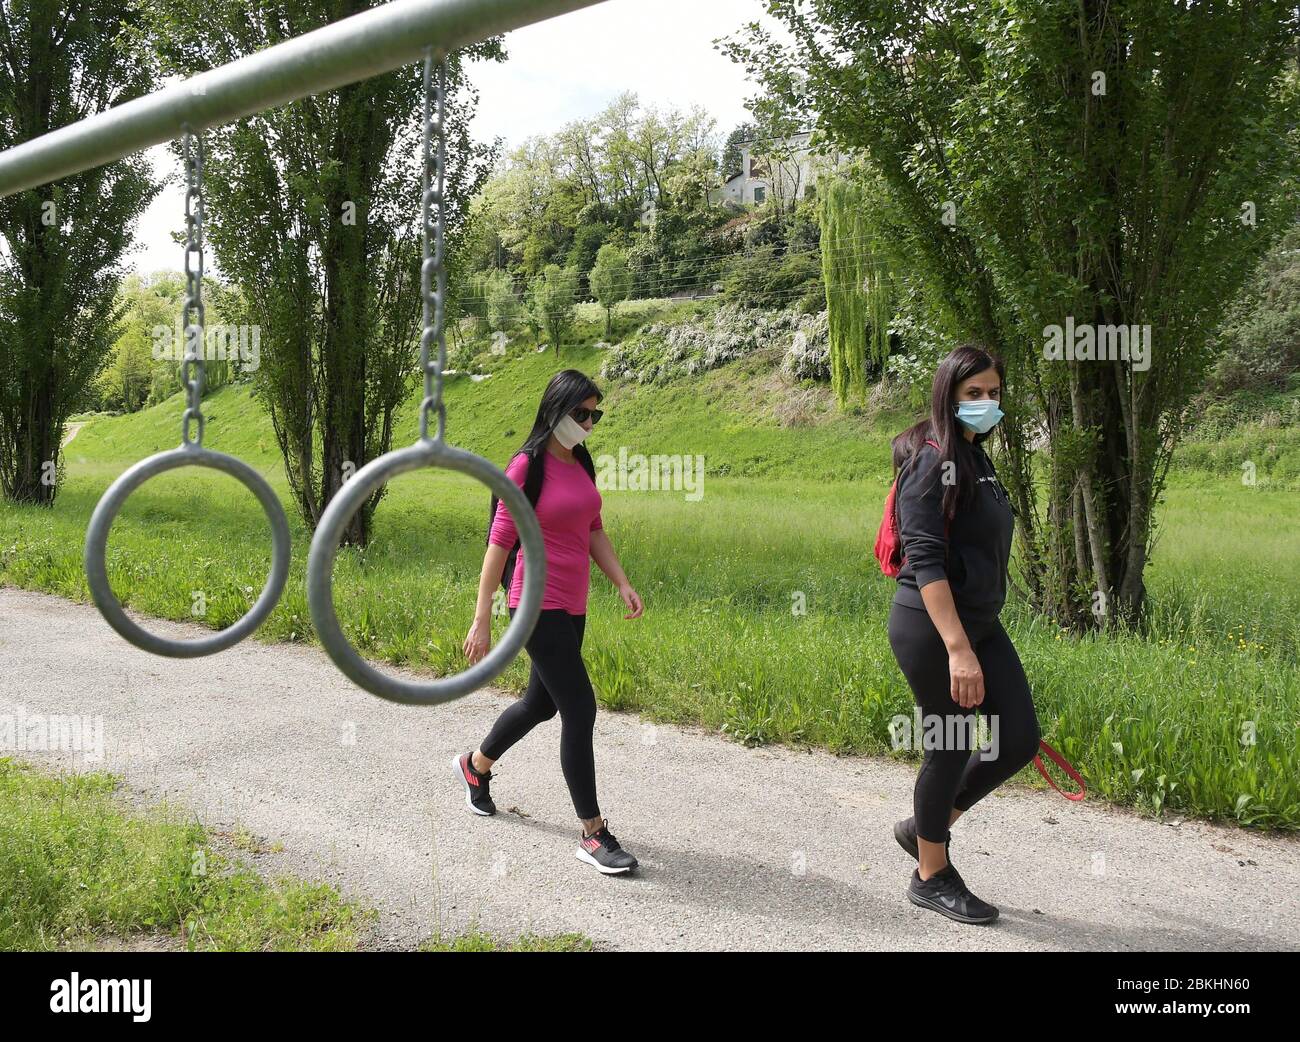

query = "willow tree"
143;0;503;546
819;170;892;406
0;0;158;505
727;0;1300;628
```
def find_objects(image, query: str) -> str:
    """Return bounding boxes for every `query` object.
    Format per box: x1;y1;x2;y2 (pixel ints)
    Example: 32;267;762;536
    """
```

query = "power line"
453;234;929;304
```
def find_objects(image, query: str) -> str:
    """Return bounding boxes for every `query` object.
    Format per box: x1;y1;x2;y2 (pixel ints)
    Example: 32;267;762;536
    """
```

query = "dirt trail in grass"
3;585;1297;952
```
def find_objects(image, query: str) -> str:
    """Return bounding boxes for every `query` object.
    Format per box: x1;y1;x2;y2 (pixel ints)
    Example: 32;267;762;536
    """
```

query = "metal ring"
84;444;291;657
305;440;545;706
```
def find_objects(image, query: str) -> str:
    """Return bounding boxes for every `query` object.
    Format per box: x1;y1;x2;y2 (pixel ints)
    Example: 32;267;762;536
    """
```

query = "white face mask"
553;414;590;450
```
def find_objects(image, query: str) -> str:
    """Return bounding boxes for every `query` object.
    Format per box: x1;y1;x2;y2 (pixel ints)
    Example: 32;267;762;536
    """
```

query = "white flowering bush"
601;305;830;385
782;310;830;382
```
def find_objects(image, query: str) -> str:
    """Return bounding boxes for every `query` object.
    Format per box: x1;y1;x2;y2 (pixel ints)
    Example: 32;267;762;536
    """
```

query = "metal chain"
180;125;206;448
419;51;448;442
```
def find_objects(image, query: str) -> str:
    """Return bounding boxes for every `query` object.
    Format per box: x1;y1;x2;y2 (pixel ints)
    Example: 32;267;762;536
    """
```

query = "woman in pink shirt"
456;369;644;874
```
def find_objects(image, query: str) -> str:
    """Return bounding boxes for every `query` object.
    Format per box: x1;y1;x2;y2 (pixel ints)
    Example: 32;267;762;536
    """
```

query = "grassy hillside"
70;343;910;480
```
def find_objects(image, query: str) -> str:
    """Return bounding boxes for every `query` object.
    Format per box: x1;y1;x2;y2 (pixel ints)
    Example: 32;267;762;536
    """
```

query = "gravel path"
2;585;1297;951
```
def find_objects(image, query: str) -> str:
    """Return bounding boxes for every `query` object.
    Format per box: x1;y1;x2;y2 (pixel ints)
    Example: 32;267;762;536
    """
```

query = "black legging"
887;601;1041;843
479;608;600;820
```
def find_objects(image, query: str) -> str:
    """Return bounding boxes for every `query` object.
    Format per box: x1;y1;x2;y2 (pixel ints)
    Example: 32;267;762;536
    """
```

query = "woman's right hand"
463;616;491;665
948;645;985;708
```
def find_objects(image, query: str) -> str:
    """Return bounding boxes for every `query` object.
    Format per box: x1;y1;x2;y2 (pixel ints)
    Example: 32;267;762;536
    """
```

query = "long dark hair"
891;343;1005;520
515;368;602;481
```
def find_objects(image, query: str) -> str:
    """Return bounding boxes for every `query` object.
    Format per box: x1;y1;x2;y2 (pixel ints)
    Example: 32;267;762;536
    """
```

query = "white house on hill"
712;130;852;208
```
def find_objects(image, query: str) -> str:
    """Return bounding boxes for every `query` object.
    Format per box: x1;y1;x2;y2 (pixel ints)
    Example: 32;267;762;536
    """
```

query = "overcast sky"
126;0;785;276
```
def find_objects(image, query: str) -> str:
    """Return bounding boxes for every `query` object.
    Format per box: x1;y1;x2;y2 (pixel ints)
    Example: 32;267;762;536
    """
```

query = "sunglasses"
570;407;603;425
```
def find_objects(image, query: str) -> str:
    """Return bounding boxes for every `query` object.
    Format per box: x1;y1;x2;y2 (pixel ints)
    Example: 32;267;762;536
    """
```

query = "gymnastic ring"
305;438;545;706
84;443;291;658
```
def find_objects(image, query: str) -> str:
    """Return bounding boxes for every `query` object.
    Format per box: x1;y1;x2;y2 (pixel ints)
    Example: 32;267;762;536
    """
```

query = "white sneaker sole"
451;755;493;816
575;846;636;874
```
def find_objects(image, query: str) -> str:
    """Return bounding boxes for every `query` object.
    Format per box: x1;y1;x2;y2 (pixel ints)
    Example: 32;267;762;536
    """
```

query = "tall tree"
589;243;632;336
145;0;503;546
96;274;168;413
530;264;578;357
727;0;1300;627
0;0;158;504
481;93;724;281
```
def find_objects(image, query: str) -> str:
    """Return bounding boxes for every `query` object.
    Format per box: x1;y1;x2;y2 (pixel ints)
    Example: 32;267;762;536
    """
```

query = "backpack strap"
521;447;545;509
489;450;549;594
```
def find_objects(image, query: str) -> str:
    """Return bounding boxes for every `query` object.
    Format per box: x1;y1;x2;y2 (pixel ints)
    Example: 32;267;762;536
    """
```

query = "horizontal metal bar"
0;0;611;199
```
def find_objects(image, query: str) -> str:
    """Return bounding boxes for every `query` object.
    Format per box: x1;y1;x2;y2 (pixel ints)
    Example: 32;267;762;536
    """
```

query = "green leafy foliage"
0;0;160;505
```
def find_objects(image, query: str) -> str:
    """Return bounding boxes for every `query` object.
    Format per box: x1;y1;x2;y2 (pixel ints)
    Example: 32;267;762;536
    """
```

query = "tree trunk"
321;75;374;548
1068;366;1112;621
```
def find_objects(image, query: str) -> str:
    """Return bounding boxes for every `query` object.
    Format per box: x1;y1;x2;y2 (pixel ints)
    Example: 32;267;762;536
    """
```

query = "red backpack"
874;438;942;578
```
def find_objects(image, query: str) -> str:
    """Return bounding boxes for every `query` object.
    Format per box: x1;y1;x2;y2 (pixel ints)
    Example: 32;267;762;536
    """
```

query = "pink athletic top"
488;451;603;614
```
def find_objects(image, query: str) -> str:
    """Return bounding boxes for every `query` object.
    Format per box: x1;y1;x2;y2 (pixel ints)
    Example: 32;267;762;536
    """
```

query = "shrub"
601;304;829;385
722;244;822;311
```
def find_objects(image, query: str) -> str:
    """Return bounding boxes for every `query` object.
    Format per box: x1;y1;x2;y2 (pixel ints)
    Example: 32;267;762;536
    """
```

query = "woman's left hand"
618;583;644;620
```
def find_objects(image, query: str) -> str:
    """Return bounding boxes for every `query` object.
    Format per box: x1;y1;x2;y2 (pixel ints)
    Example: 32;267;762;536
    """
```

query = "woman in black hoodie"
887;344;1041;926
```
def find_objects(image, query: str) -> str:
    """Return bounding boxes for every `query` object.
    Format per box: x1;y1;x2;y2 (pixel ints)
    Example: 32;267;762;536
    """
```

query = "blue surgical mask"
954;399;1004;434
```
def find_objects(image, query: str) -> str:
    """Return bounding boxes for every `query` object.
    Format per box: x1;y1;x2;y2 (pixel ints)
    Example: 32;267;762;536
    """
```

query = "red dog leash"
1034;740;1085;801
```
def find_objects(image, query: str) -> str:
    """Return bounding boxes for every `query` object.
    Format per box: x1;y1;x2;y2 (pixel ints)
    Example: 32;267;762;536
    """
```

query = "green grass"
0;758;591;952
0;757;368;951
3;332;1299;831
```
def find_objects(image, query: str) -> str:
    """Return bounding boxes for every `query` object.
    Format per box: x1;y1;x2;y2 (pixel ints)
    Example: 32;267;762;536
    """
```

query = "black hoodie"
892;439;1014;619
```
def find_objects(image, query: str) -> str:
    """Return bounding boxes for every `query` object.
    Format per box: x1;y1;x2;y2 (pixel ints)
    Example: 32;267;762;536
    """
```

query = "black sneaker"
907;864;998;925
575;820;638;875
452;752;495;816
893;817;962;884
